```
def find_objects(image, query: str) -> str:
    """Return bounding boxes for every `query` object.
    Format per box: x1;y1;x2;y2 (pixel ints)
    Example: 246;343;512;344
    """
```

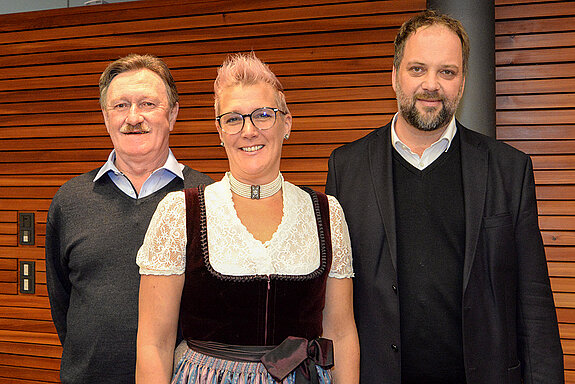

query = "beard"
396;82;461;132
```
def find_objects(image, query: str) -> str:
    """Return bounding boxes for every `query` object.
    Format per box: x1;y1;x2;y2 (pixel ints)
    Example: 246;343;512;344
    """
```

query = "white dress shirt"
93;149;184;199
391;113;458;170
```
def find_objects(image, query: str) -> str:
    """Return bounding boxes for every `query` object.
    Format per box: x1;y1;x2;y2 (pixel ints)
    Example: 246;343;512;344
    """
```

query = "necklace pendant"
251;185;261;199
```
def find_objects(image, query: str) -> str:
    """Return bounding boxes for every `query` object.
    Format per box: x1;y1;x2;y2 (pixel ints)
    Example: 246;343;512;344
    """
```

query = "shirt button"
391;344;399;352
392;285;398;294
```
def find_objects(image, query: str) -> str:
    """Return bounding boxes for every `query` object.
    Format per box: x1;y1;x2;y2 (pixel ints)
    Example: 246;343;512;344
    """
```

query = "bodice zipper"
264;275;271;344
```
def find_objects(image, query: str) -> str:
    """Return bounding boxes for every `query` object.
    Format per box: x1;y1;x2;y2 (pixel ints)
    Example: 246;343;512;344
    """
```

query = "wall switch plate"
19;212;35;245
20;261;35;294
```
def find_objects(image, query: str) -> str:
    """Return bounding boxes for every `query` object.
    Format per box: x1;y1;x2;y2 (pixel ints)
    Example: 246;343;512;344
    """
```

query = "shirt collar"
93;149;184;182
391;112;458;153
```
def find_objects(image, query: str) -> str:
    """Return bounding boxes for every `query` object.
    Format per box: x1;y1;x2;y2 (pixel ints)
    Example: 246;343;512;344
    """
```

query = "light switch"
19;213;35;245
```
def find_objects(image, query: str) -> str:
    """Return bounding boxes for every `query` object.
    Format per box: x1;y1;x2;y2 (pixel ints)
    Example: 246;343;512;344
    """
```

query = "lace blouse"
137;176;354;278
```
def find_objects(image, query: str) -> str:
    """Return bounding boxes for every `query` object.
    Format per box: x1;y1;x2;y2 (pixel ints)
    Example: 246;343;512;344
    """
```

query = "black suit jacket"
326;121;563;384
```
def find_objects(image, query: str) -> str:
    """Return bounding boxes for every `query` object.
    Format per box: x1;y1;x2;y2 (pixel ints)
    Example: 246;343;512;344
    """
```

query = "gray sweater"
45;166;212;384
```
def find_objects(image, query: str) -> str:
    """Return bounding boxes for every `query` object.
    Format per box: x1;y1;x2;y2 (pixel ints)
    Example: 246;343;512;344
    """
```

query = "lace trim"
197;184;328;282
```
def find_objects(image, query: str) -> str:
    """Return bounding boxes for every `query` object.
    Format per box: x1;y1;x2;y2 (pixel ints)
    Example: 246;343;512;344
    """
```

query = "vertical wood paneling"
0;0;425;382
496;0;575;381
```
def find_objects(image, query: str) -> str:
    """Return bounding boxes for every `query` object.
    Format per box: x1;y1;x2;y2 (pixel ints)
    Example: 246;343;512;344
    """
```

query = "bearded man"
326;9;563;384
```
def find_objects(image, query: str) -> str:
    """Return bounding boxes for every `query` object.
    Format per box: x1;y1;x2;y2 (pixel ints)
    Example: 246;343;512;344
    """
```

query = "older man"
46;54;212;384
326;10;563;384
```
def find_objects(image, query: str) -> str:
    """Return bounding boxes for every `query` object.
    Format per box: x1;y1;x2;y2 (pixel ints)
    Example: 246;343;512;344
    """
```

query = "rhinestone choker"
228;171;283;199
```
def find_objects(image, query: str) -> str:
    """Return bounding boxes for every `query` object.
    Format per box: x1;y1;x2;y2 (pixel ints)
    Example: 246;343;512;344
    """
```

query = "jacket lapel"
368;123;398;271
459;124;488;292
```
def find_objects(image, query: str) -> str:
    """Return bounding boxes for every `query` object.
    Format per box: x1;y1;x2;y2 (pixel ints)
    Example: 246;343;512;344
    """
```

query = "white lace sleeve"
136;191;187;275
327;195;354;279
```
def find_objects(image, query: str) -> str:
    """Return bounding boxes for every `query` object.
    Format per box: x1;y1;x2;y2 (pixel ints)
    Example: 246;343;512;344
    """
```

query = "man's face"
102;69;178;165
392;24;465;132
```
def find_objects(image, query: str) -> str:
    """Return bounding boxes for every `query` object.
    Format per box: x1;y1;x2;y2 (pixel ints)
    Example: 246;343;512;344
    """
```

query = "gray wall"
427;0;496;137
0;0;137;15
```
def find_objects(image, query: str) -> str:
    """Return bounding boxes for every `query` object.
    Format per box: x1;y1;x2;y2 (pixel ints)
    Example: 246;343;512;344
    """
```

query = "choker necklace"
228;172;283;199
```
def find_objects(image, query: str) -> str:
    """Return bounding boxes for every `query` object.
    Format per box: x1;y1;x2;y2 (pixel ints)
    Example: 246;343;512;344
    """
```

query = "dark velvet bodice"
180;185;333;346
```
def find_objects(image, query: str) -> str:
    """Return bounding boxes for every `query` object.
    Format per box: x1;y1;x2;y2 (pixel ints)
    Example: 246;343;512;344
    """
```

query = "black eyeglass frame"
216;107;287;134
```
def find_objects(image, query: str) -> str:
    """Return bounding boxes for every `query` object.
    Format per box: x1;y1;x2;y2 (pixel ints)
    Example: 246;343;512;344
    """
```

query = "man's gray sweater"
45;166;212;384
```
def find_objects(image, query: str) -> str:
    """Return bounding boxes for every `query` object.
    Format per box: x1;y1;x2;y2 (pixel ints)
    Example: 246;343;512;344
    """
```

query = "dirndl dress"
173;186;335;384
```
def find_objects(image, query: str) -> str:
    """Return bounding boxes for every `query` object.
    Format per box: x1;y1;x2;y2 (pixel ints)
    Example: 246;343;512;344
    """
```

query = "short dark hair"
394;9;470;76
99;54;179;109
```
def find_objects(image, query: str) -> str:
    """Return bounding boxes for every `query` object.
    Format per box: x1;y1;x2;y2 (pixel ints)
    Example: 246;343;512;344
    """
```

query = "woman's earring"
284;134;289;140
220;142;225;147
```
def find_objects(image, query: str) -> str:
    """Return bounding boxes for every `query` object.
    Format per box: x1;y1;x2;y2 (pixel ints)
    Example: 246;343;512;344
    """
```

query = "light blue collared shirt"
93;149;184;199
391;113;457;170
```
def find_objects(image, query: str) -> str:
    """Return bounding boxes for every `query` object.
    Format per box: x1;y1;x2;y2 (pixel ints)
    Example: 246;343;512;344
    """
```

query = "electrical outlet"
20;261;35;294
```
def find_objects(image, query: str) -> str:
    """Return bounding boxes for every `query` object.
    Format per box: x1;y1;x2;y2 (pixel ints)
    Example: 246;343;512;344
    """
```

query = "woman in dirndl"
135;52;359;384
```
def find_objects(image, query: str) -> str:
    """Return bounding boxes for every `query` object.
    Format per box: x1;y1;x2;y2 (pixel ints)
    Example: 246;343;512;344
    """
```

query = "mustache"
120;123;150;134
415;91;445;102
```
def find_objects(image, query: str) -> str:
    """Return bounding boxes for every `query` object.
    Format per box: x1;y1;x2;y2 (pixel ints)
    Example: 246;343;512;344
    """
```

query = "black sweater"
393;134;467;383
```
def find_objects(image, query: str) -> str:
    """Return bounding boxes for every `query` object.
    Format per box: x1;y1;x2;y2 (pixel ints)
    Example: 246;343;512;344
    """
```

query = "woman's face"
216;82;292;185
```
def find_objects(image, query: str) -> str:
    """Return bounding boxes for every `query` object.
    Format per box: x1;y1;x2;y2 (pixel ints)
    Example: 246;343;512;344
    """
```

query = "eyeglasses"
216;107;287;135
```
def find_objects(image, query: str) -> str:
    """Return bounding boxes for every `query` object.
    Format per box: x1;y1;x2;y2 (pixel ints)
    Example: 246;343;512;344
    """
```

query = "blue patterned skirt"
172;347;332;384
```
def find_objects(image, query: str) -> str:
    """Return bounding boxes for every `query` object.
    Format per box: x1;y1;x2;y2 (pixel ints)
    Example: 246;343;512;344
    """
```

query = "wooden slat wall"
496;0;575;382
0;0;425;382
2;0;571;382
